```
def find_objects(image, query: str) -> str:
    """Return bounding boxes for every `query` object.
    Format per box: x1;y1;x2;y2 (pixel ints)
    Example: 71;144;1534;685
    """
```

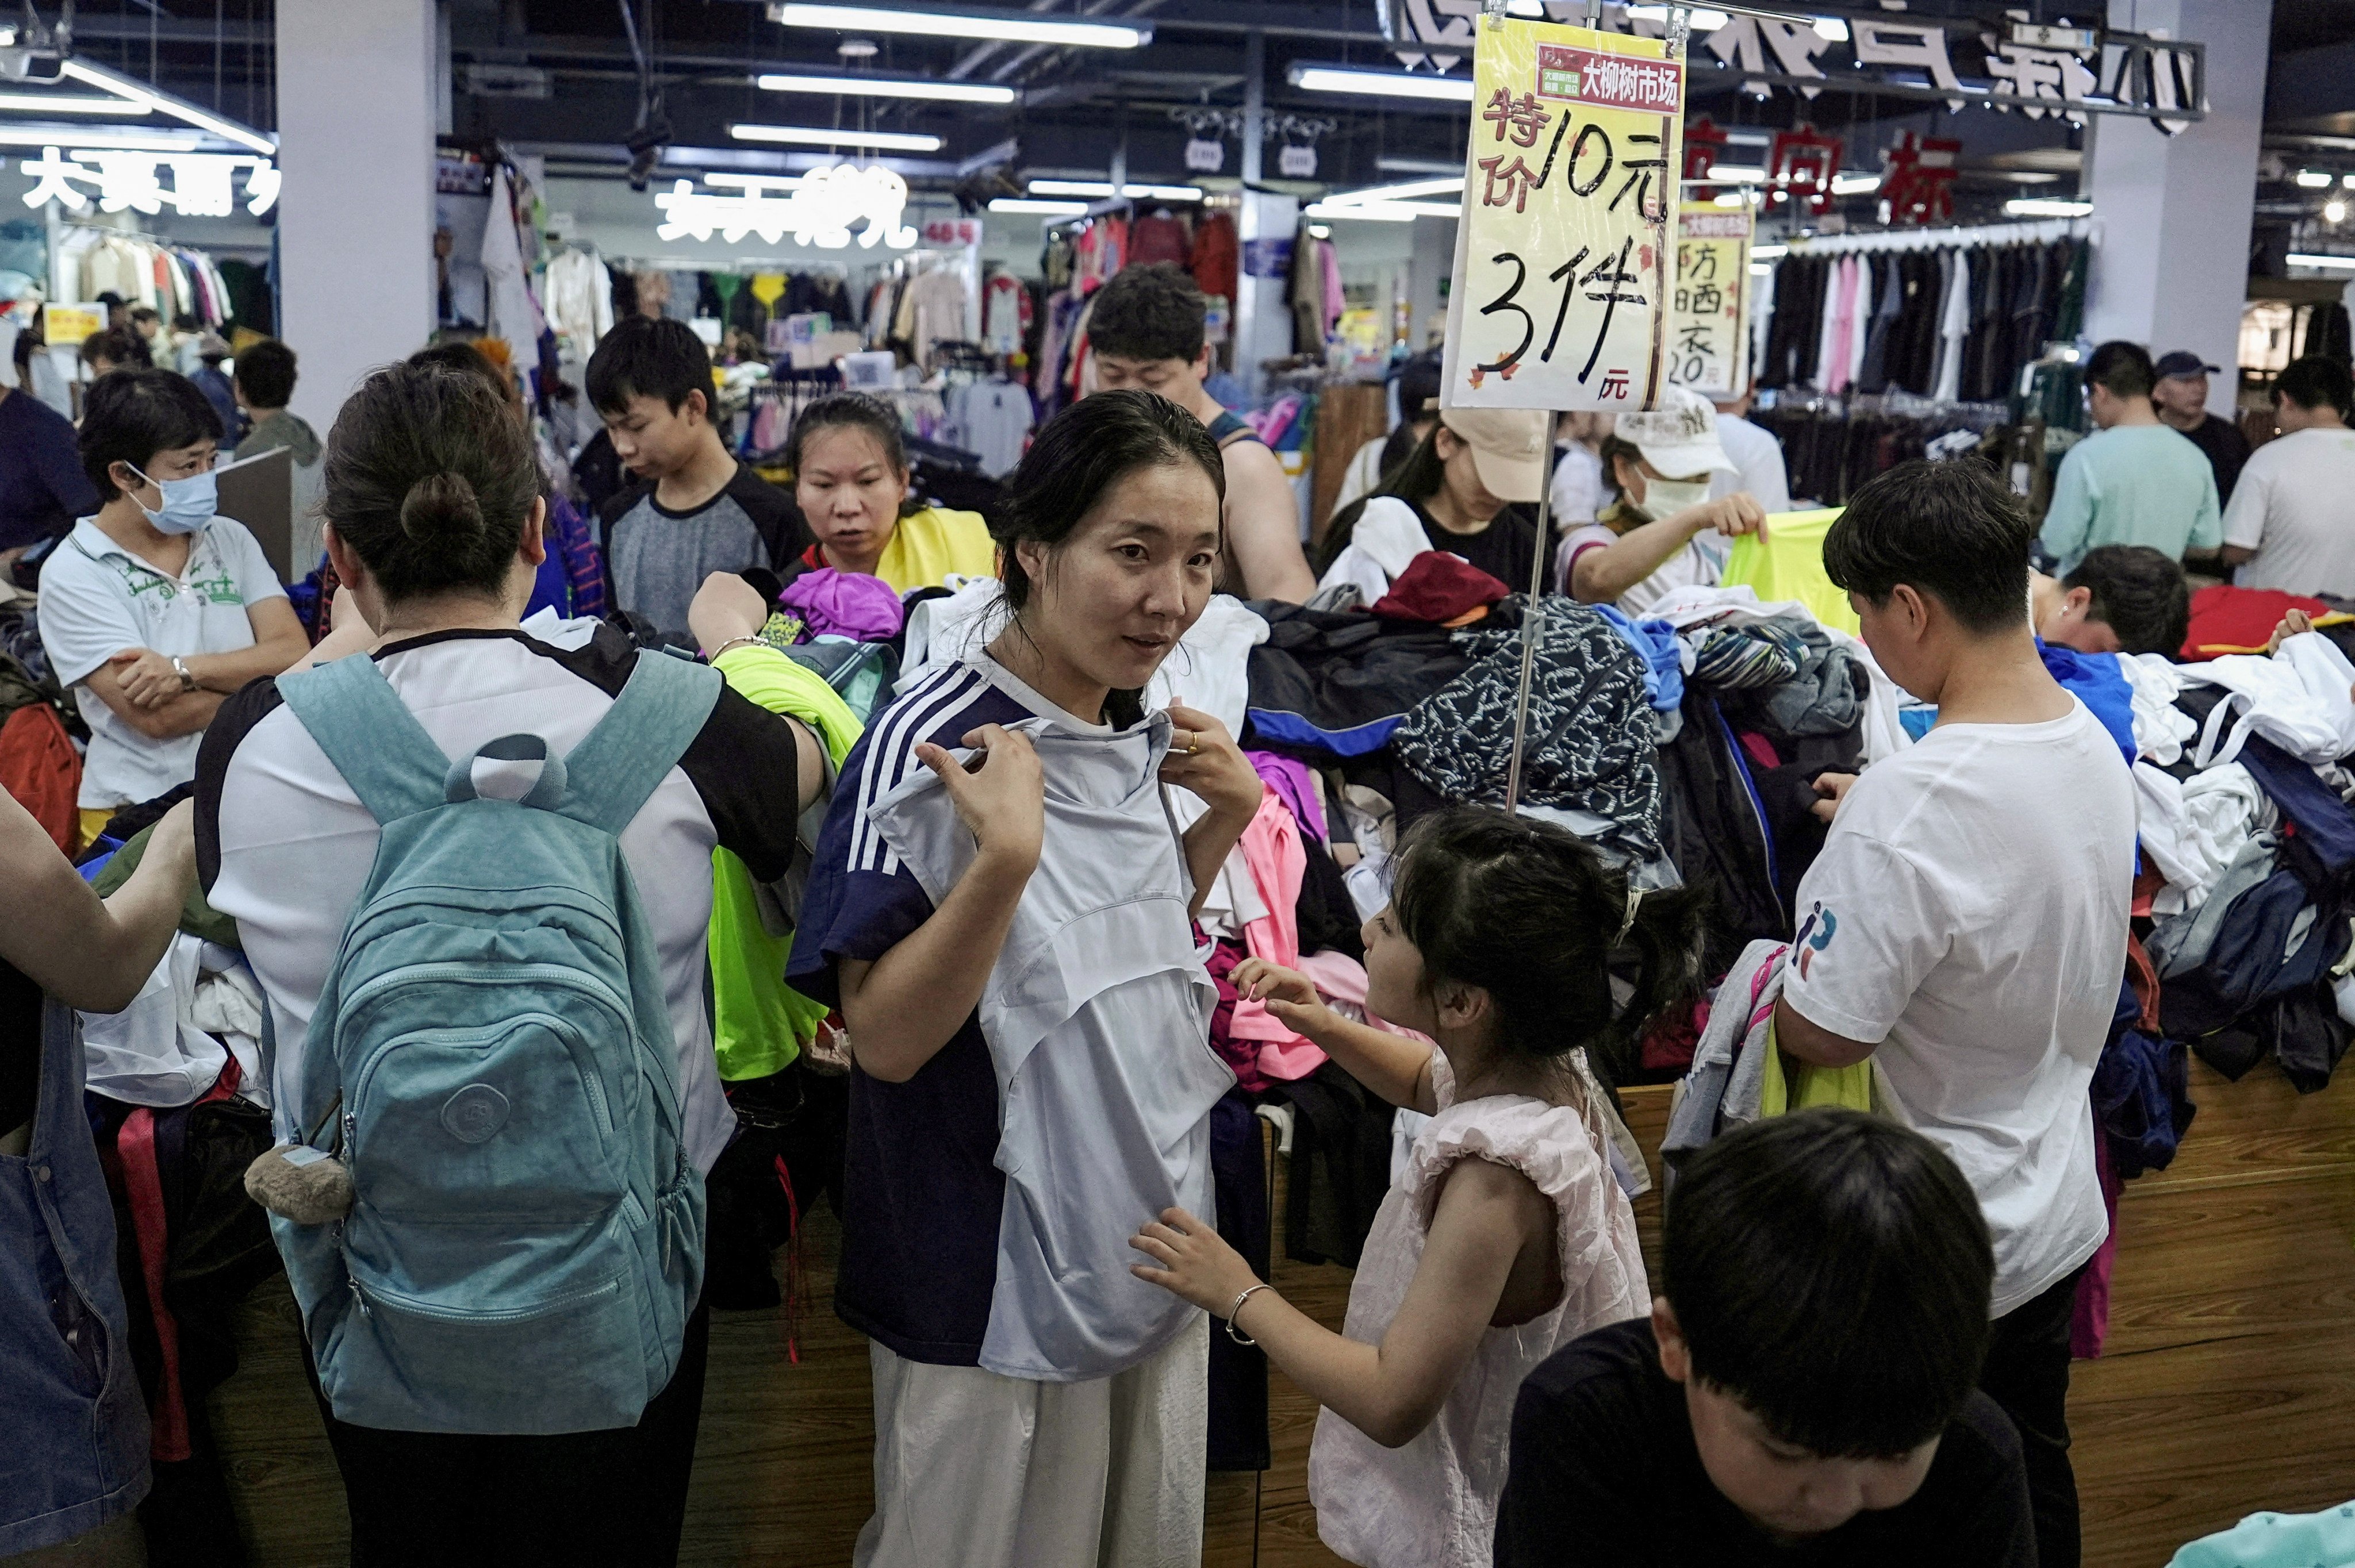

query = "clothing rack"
1763;216;2099;258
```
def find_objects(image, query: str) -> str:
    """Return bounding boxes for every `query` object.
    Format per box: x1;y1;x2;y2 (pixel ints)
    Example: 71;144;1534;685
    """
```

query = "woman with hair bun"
788;387;1268;1567
195;357;817;1563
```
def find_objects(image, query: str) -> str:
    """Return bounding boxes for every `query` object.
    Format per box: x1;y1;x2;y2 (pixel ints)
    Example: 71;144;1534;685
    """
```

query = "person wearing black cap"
2152;349;2252;507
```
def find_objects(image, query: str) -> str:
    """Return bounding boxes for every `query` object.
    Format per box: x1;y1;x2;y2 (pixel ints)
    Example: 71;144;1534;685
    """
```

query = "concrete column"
1232;32;1299;395
2084;0;2270;415
275;0;438;435
1408;213;1457;352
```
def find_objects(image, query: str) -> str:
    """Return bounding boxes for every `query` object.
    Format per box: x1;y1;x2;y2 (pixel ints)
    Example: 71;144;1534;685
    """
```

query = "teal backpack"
270;647;719;1434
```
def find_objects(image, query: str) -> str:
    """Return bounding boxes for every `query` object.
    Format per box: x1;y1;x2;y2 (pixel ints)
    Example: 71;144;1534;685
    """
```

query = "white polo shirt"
37;516;285;810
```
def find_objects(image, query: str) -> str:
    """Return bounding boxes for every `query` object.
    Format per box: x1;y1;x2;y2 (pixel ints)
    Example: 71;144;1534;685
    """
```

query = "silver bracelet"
706;635;765;660
1226;1282;1273;1346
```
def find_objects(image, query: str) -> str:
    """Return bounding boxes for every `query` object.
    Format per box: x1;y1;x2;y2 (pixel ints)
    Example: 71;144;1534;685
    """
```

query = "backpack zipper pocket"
347;1271;622;1325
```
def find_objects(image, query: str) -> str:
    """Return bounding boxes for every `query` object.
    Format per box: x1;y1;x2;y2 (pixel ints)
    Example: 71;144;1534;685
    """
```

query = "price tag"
1186;137;1225;173
1279;144;1318;179
1441;20;1682;412
1664;203;1752;399
42;303;103;347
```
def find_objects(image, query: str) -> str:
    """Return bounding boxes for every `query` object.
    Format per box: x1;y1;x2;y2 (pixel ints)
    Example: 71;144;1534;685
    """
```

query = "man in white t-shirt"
1710;383;1794;513
1771;459;2135;1568
2222;355;2355;597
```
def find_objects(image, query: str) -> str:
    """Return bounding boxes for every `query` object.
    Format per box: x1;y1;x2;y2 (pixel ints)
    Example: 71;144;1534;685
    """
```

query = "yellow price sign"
1441;20;1682;413
1666;203;1753;400
43;303;104;347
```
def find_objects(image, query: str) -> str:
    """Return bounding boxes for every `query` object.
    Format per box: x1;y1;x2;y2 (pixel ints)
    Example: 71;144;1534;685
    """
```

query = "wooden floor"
209;1061;2355;1566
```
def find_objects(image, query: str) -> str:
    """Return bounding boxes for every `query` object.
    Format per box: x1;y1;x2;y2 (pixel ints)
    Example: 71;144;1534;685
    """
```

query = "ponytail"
1391;806;1705;1071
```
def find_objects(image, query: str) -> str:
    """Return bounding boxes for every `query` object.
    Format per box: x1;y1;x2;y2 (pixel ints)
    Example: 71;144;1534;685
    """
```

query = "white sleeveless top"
866;690;1234;1382
1308;1051;1650;1568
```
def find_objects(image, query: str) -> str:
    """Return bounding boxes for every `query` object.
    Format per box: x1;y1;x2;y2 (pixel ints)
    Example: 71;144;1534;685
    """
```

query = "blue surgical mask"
127;464;217;536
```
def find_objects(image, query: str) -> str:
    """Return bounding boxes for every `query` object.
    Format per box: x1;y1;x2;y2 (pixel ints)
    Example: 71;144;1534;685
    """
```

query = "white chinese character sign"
1441;19;1682;413
17;147;279;217
1665;204;1750;400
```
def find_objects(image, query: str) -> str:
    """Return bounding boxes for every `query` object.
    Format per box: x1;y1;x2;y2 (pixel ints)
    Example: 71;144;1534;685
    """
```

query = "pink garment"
1296;951;1430;1048
1320;239;1345;332
1232;790;1328;1080
2070;1128;2121;1360
1823;257;1858;396
1308;1051;1651;1568
778;566;904;643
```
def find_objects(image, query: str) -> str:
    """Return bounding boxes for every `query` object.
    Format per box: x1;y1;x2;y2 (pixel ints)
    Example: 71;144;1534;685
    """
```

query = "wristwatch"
170;655;197;693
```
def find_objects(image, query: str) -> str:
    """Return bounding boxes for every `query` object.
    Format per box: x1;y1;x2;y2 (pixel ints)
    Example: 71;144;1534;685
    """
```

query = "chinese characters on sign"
1380;0;2204;128
19;147;281;217
653;165;917;250
1666;204;1751;400
1767;125;1843;217
1878;130;1961;226
1443;18;1681;413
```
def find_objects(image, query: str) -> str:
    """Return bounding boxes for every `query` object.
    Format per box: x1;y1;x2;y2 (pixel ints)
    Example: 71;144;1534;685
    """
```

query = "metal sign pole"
1501;440;1557;814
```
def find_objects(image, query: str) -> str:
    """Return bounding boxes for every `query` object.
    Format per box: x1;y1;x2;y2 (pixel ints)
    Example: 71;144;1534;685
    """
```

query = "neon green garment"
1720;508;1860;636
1759;1019;1877;1117
707;644;864;1081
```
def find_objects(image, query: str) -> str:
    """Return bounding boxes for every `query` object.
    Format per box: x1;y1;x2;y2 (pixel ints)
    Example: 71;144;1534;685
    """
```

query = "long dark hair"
1317;424;1449;575
991;389;1225;725
1391;806;1703;1066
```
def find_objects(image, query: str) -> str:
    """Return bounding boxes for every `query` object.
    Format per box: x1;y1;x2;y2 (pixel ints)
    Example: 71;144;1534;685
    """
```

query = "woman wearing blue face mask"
37;367;307;847
1560;387;1769;617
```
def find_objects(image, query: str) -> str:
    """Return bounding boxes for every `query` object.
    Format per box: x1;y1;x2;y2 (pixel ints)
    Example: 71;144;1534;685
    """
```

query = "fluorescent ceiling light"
2004;198;2093;217
989;197;1087;214
1627;4;1728;27
1812;16;1848;40
2289;252;2355;269
1288;65;1474;102
0;126;210;151
1302;201;1415;223
769;2;1149;48
2296;170;2334;189
1712;191;1750;207
1322;175;1464;206
1751;244;1789;258
1708;164;1767;182
1303;199;1459;222
1831;173;1881;194
1029;179;1202;201
730;121;942;152
58;58;274;154
757;71;1015;104
0;93;149;116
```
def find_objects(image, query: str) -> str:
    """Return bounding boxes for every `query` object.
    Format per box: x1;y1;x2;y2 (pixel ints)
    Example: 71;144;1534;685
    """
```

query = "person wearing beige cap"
1316;406;1549;596
1560;387;1767;616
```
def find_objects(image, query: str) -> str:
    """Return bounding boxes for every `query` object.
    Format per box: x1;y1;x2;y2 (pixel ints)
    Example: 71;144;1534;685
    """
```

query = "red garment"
0;703;80;853
1190;211;1239;303
1130;213;1191;270
1203;941;1268;1093
2179;583;2329;661
2070;1128;2122;1359
1368;553;1508;625
116;1056;242;1462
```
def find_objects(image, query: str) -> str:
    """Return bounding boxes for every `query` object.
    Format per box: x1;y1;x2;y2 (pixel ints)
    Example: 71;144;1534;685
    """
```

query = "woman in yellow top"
787;392;997;592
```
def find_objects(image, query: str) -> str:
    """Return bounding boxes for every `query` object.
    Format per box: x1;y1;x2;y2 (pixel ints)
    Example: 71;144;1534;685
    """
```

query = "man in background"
1087;263;1317;602
2222;355;2355;598
2037;341;2220;572
1711;382;1794;514
2151;351;2252;508
234;339;327;575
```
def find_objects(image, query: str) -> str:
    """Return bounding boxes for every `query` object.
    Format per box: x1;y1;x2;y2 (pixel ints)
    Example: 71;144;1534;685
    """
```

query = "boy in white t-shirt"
1772;458;2137;1568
